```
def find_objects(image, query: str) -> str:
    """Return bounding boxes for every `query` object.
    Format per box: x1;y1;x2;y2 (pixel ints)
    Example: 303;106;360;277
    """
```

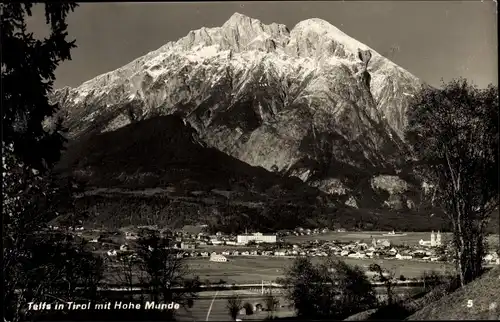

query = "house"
232;251;240;256
107;250;117;256
181;242;196;250
419;239;431;247
377;239;391;248
222;251;230;256
90;238;99;243
341;250;349;257
348;252;365;259
241;251;250;256
237;233;277;245
210;254;228;262
119;244;129;252
395;253;412;260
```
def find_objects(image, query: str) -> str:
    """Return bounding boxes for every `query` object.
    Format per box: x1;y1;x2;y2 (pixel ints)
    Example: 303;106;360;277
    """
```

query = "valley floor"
186;256;453;284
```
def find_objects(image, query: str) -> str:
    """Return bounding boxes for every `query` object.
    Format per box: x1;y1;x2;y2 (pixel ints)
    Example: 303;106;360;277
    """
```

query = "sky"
26;1;498;89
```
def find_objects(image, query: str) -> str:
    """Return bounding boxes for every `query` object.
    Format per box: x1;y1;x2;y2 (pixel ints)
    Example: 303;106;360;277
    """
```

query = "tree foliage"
227;295;243;320
3;146;104;320
405;79;499;286
278;257;377;319
0;4;109;322
3;128;104;322
115;253;140;294
243;302;254;315
1;2;77;172
136;233;200;318
264;290;280;318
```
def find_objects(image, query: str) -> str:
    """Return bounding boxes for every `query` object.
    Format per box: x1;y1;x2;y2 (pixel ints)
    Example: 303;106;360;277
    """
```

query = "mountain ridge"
50;13;424;207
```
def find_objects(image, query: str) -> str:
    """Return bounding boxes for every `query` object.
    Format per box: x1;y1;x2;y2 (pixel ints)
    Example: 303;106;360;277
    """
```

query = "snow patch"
102;114;132;133
185;45;220;63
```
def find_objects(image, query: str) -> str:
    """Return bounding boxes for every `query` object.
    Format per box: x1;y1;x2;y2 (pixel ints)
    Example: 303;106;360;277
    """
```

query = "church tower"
431;231;436;247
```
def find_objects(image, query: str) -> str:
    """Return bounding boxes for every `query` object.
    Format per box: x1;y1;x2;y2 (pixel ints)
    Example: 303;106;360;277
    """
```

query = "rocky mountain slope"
51;13;425;207
55;114;449;232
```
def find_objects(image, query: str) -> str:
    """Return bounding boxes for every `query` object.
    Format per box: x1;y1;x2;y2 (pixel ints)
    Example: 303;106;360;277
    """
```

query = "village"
48;224;500;267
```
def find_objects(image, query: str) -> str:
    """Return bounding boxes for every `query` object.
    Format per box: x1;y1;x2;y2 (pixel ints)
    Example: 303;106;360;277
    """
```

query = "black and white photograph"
2;1;499;321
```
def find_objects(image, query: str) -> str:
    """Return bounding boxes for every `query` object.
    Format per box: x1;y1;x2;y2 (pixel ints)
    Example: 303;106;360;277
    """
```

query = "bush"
278;257;377;319
243;302;254;315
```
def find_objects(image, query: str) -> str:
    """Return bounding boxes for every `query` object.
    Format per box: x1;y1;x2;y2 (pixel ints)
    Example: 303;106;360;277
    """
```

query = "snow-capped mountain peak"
51;13;424;194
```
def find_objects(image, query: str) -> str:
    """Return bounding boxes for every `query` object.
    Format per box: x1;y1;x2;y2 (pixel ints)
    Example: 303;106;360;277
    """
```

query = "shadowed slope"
57;115;311;193
407;267;500;320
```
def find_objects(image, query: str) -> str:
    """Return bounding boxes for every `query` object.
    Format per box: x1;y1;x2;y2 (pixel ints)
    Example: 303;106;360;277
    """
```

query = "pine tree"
1;3;77;172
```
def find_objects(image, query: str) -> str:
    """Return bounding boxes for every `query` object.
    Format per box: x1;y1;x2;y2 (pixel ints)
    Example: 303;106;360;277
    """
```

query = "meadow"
186;256;453;284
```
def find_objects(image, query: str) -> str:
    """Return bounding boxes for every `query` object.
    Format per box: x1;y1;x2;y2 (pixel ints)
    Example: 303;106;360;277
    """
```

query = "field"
186;256;454;284
175;290;294;321
175;287;423;321
283;231;499;249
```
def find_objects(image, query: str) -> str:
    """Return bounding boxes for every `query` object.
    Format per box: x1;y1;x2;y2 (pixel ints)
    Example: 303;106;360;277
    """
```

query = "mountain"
51;13;425;208
55;114;449;233
55;115;337;231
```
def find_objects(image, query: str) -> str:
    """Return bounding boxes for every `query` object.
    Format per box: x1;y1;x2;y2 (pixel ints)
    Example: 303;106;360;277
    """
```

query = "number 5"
467;300;473;307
